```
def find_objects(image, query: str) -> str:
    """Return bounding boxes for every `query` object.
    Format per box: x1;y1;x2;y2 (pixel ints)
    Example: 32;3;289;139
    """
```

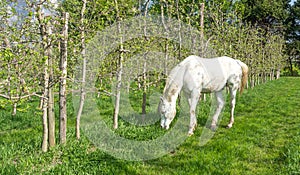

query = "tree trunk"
37;3;49;152
59;12;69;144
42;85;49;152
42;57;49;152
76;0;87;140
289;56;293;76
5;38;13;116
47;25;55;148
39;97;44;110
176;0;182;59
276;68;280;79
12;103;17;116
141;1;150;116
199;2;205;56
142;56;147;115
199;2;206;100
160;1;169;75
48;86;55;147
113;0;124;129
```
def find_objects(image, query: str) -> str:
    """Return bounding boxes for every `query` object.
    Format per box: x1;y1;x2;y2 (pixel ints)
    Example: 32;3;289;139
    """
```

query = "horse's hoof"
188;132;194;136
210;125;217;131
170;150;176;154
227;125;233;129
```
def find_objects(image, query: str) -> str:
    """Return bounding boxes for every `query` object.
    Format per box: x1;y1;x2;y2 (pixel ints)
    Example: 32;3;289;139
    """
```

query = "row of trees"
0;1;71;151
0;0;298;151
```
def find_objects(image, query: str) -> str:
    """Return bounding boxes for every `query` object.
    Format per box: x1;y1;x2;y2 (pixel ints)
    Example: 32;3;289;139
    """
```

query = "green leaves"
2;49;14;62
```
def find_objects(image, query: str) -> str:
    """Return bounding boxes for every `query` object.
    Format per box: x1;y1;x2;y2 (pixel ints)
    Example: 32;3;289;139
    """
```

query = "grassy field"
0;77;299;174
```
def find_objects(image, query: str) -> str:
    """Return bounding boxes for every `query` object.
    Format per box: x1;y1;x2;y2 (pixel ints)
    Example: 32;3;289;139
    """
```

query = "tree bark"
59;12;69;144
160;1;169;75
199;2;205;56
276;68;280;79
47;25;55;148
199;2;207;101
113;0;124;129
37;3;49;152
176;0;182;59
141;1;150;116
142;55;147;115
76;0;87;140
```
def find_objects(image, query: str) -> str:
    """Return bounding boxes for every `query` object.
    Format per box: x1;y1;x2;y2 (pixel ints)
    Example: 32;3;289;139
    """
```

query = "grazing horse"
158;55;248;135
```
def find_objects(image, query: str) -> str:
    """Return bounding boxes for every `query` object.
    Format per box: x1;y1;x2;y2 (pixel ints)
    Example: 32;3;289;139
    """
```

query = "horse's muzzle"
161;119;170;130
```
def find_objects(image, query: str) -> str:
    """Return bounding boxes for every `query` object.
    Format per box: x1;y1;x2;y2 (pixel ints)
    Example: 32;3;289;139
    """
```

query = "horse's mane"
163;67;181;102
163;56;196;102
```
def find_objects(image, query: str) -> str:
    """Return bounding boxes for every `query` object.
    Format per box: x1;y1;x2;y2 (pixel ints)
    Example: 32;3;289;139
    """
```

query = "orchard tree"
0;0;61;151
0;1;48;115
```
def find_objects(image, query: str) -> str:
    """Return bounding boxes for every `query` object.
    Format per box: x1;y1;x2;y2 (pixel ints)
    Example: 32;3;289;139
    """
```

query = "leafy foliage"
242;0;289;31
0;0;298;156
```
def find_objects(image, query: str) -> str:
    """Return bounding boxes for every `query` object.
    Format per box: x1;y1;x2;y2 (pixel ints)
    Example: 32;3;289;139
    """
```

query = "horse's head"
158;96;176;130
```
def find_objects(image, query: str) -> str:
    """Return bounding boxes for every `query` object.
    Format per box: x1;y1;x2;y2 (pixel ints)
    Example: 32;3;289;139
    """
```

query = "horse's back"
184;55;241;76
182;55;242;92
195;56;242;77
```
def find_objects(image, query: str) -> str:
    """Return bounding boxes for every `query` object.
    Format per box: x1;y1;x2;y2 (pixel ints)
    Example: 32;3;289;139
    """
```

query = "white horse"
158;55;248;135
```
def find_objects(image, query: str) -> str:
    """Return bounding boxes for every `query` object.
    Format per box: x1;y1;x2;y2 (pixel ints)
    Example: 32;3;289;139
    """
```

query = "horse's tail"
237;60;249;94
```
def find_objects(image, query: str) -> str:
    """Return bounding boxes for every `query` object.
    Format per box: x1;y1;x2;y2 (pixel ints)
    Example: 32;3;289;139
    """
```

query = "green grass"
0;77;300;174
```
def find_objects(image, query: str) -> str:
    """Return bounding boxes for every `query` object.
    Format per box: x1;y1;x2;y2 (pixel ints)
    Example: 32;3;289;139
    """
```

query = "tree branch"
0;93;46;100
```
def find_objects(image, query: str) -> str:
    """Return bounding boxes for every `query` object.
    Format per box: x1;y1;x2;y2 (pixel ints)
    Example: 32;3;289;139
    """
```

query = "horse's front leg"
188;90;200;136
188;110;197;136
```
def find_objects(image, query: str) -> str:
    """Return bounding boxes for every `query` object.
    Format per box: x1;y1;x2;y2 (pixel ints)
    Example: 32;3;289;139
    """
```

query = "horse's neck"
163;78;182;106
163;62;186;105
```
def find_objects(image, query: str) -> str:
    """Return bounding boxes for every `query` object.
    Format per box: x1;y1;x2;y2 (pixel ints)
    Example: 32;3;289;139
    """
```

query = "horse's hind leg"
188;89;200;135
228;85;238;128
211;91;225;131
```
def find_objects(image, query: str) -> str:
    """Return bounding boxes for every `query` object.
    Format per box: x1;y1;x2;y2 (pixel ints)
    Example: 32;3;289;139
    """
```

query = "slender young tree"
141;0;150;116
37;3;50;152
59;12;69;144
199;2;205;55
76;0;87;140
160;0;169;75
47;23;56;148
113;0;124;129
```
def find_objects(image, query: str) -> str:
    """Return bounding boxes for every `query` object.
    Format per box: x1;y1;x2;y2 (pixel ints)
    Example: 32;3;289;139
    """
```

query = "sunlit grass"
0;77;299;174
